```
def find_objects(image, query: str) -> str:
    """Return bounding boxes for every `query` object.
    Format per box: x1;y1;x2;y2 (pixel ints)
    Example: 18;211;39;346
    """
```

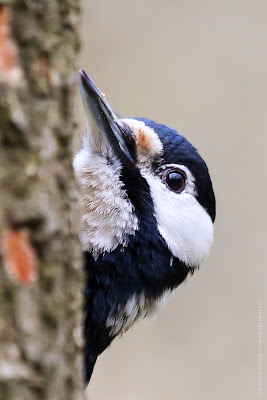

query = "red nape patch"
1;229;38;285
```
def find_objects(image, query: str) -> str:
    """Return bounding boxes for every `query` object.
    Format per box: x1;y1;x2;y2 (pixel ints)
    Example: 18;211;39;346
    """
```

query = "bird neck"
85;223;190;301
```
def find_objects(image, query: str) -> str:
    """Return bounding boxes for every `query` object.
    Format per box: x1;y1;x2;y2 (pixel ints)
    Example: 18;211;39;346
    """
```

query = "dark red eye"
165;170;186;193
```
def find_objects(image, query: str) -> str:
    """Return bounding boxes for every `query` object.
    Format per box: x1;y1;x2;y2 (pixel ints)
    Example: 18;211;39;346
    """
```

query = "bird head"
74;70;215;272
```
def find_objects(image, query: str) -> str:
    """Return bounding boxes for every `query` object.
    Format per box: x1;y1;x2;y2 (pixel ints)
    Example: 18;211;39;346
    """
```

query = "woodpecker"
74;70;216;384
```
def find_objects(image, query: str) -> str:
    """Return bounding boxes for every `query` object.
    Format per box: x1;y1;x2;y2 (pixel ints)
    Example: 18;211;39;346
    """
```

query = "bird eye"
165;170;186;193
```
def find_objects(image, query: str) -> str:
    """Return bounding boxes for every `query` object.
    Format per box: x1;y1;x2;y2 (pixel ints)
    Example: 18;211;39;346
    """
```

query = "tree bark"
0;1;84;399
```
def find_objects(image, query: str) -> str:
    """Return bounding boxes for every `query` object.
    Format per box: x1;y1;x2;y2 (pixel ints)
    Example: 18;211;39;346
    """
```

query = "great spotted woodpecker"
74;70;216;384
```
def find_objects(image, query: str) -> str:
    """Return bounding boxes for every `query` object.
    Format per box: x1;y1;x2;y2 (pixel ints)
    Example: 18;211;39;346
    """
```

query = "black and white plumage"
74;70;216;384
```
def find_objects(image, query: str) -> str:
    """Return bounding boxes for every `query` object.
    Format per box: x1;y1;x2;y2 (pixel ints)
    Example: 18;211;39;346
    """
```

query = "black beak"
78;69;134;165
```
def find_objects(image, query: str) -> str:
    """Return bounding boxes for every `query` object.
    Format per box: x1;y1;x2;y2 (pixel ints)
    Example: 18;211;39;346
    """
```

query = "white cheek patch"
142;170;214;267
73;144;138;255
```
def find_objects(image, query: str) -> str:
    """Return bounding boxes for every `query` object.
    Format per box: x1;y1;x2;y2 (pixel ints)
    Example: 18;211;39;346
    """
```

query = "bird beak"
78;69;134;165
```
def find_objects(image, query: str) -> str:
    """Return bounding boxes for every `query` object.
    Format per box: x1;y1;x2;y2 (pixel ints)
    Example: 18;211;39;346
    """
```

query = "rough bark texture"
0;1;84;399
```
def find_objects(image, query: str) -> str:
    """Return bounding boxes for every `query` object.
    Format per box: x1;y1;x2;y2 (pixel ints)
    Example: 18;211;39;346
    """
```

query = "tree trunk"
0;1;84;399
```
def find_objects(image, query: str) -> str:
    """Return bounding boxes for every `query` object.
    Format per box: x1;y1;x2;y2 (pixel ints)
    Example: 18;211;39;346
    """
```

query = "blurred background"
79;1;266;399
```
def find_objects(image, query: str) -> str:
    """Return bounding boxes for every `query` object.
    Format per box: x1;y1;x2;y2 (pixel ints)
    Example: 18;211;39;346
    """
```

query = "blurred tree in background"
0;1;84;399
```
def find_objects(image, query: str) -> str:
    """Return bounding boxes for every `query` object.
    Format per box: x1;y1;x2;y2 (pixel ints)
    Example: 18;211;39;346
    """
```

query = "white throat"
73;143;138;255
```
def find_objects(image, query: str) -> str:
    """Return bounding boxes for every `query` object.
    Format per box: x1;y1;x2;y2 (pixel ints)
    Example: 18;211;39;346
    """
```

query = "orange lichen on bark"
0;5;21;80
1;228;38;285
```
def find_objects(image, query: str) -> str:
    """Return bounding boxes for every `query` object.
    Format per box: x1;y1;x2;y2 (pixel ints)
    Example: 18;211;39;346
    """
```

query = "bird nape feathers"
74;69;216;385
